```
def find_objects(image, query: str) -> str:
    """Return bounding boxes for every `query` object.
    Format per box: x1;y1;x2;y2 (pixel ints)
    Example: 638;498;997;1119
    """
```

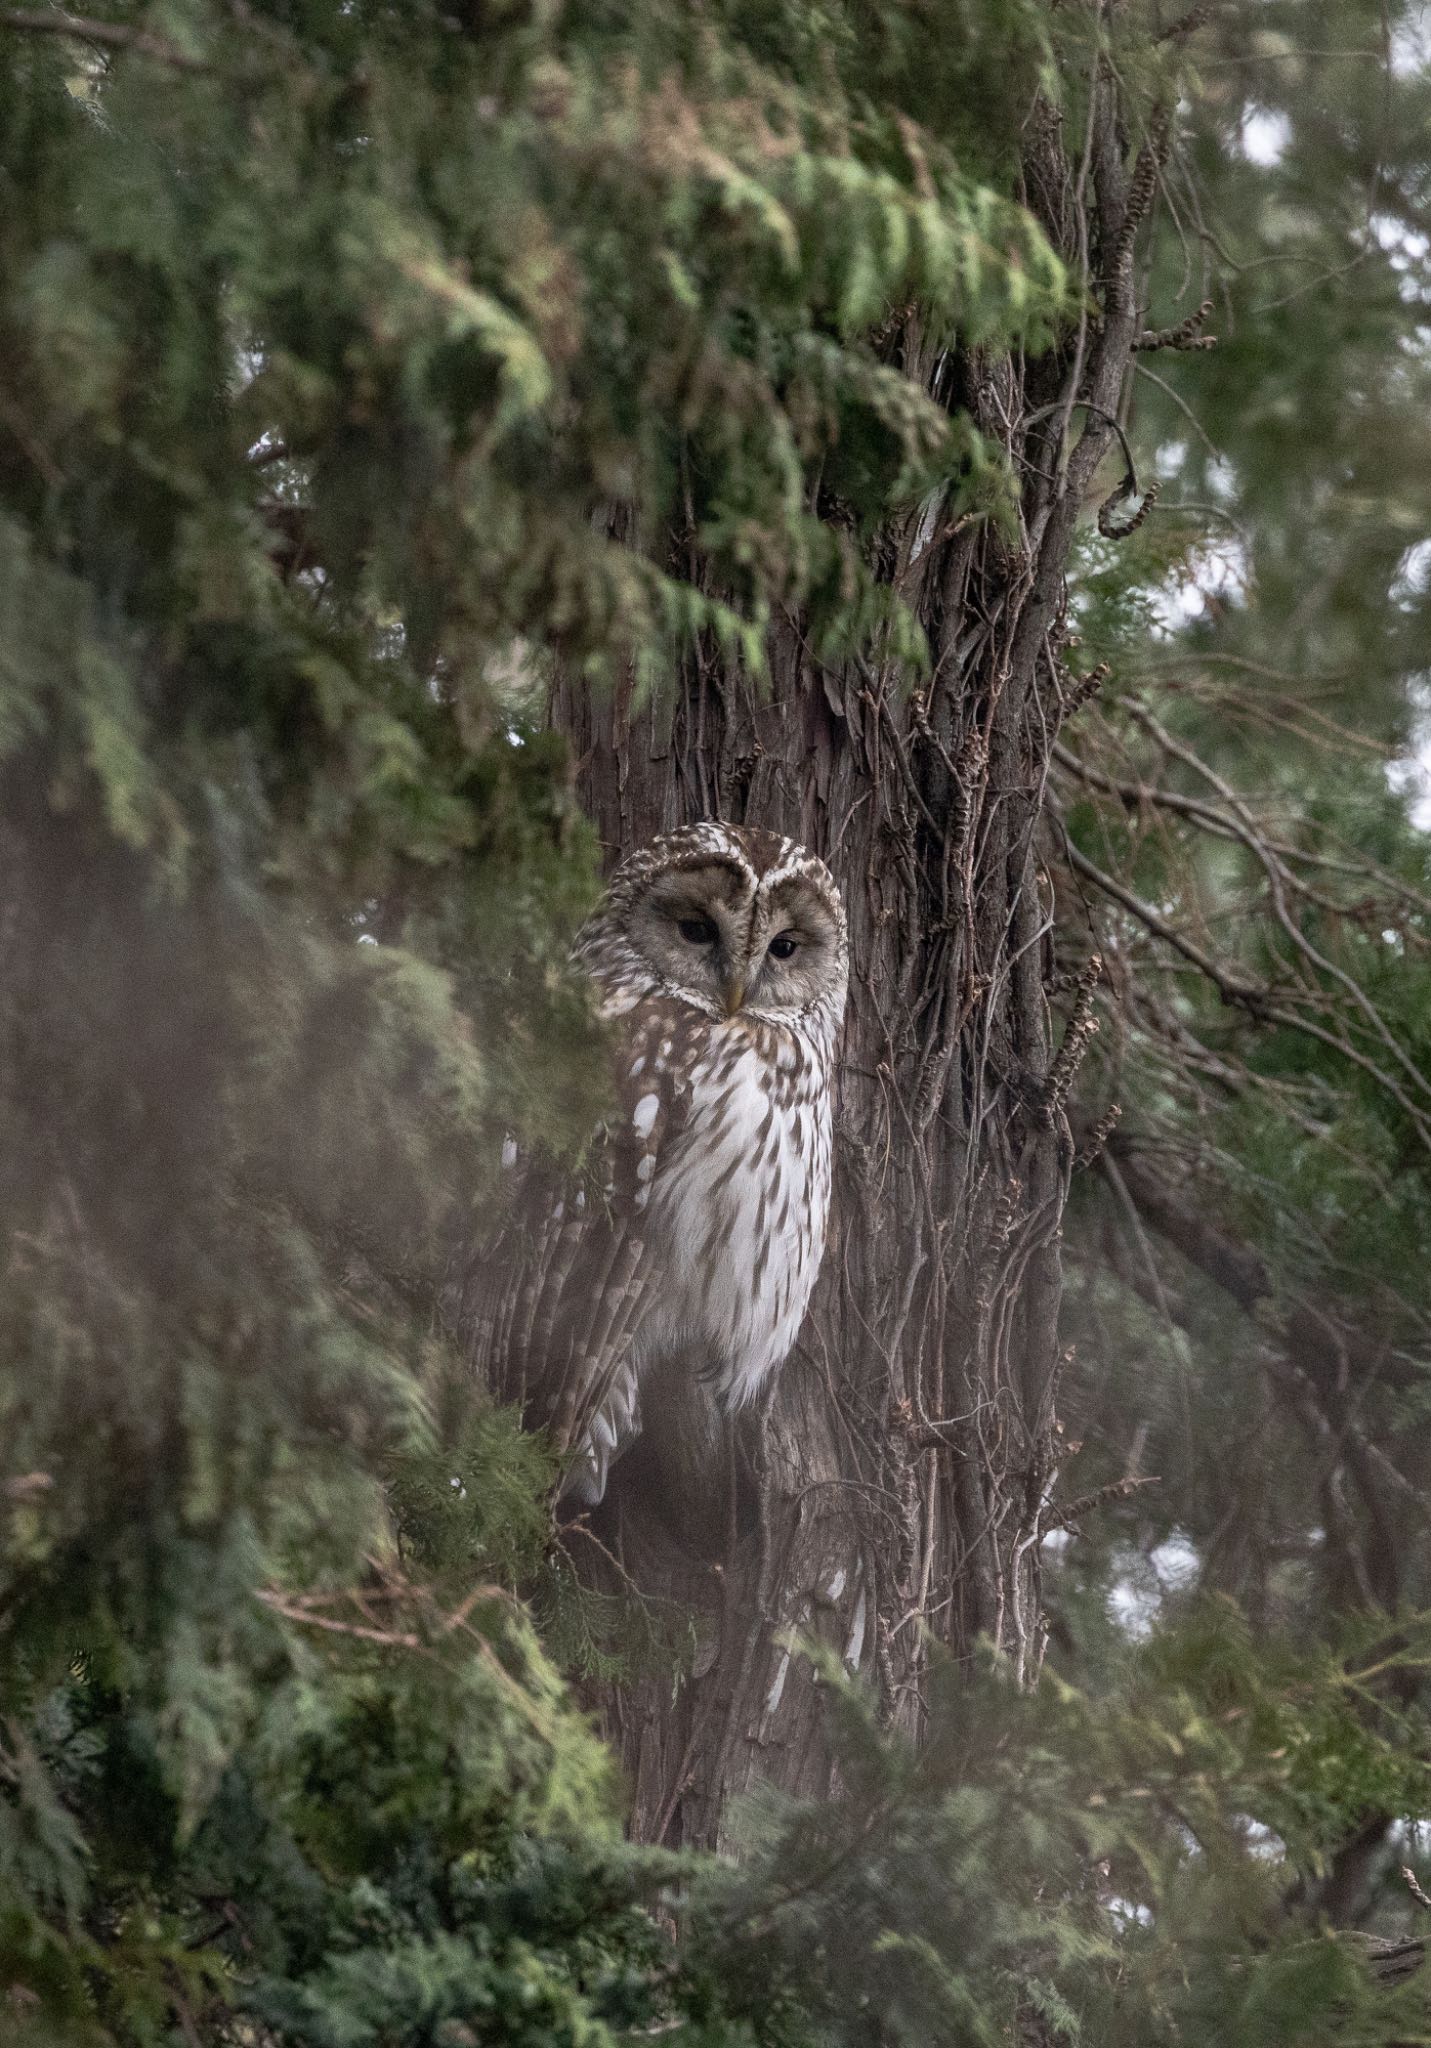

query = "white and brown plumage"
476;821;847;1505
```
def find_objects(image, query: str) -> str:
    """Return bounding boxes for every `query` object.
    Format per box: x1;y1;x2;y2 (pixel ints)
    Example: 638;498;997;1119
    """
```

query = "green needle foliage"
683;1620;1431;2048
0;0;1071;2037
2;0;1431;2043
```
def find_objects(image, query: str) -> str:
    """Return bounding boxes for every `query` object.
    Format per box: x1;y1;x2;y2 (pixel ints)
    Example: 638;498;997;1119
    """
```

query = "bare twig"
1046;1473;1160;1532
1135;298;1217;351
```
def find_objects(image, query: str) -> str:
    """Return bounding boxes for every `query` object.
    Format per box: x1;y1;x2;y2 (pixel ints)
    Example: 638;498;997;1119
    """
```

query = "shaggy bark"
548;84;1158;1851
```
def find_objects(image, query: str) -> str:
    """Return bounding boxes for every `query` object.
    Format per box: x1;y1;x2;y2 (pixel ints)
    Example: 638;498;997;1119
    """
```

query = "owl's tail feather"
558;1358;640;1507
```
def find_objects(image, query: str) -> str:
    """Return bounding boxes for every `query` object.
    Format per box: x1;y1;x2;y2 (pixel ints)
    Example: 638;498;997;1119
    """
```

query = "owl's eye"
767;931;800;961
677;914;718;946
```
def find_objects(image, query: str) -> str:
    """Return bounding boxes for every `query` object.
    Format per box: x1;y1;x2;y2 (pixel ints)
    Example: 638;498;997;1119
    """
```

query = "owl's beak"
721;969;747;1017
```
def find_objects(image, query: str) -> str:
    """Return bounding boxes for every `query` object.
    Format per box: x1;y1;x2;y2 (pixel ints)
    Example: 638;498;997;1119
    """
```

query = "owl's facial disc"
627;857;844;1022
744;878;843;1018
628;861;753;1014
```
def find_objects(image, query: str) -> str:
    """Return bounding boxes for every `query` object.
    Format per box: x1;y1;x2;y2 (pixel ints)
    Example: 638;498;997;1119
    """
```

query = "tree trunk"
548;83;1153;1851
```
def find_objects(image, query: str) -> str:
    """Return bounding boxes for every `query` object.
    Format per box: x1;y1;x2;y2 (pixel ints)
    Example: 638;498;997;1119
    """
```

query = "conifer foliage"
0;1;1068;2036
2;0;1431;2043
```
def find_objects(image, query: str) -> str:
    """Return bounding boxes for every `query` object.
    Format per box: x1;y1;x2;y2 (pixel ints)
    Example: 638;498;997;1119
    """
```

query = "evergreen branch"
1061;836;1431;1152
1125;700;1431;1113
1054;735;1423;922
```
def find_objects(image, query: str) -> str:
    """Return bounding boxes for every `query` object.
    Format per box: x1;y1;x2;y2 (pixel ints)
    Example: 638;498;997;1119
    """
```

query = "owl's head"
591;822;847;1026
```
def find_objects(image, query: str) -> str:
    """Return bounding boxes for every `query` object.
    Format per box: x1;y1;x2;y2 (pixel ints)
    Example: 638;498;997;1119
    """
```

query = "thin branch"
1062;837;1262;1004
1135;298;1216;351
1132;359;1223;459
1062;835;1431;1152
0;6;207;69
1125;703;1431;1112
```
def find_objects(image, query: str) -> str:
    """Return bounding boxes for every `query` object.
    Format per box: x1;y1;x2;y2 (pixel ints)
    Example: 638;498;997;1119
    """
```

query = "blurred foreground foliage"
3;0;1431;2040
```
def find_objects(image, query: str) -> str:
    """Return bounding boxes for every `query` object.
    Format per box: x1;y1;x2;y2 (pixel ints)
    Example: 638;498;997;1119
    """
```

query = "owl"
472;820;847;1508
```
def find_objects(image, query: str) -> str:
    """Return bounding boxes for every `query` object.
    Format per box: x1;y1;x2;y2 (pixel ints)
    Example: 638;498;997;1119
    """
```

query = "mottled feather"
468;821;846;1503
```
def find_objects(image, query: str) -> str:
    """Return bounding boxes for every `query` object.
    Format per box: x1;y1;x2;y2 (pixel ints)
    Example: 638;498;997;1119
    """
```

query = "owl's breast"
645;1019;833;1406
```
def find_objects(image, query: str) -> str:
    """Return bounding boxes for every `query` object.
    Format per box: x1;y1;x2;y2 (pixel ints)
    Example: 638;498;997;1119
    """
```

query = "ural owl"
473;821;846;1507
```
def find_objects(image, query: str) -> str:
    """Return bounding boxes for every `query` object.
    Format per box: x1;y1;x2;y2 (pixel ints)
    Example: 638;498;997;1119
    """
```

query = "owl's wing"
462;991;693;1503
